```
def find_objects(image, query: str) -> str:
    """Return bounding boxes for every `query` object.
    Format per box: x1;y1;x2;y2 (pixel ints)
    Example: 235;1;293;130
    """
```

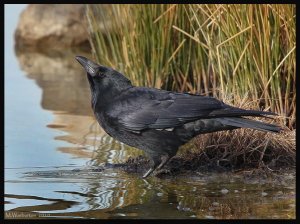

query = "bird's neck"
91;73;133;111
91;84;132;111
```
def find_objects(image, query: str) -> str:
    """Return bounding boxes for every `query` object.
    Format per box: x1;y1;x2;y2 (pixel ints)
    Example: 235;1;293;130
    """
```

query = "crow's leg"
142;156;159;178
154;168;171;176
142;154;171;178
143;167;155;178
153;155;171;177
155;154;170;170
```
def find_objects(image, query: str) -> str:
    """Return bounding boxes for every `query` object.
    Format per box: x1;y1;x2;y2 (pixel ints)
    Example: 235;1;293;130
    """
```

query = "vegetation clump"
86;4;295;170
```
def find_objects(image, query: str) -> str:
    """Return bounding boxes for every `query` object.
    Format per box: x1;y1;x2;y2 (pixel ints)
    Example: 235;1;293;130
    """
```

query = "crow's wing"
107;87;275;132
107;87;224;131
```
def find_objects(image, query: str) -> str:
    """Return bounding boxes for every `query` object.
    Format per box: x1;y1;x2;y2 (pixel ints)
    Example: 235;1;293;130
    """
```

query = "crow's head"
75;56;132;100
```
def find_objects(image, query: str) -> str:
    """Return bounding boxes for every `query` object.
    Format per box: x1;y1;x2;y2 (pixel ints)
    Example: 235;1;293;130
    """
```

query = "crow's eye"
98;72;106;78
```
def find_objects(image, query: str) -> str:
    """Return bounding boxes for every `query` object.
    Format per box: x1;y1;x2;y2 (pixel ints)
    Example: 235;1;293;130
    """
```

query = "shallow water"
4;4;295;219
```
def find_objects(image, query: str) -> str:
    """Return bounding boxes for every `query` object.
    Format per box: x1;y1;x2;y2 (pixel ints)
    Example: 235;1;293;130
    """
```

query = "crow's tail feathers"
217;117;282;133
210;107;278;118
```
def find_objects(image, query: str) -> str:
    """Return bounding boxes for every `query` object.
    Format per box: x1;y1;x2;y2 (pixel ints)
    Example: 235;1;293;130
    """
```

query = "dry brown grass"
123;125;295;175
187;127;295;170
169;96;296;172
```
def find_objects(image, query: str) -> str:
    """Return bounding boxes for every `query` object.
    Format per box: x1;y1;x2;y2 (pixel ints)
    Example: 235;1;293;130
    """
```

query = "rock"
220;188;229;194
15;47;93;116
261;192;268;197
15;4;90;49
156;192;163;197
212;202;220;206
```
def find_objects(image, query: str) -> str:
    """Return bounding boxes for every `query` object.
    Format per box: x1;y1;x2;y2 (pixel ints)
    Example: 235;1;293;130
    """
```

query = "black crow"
75;56;281;178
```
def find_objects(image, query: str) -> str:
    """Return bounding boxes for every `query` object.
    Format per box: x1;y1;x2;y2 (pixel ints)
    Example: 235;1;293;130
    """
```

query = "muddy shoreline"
99;155;295;185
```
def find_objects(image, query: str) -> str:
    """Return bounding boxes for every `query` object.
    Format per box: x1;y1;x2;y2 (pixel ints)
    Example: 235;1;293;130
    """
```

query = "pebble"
205;215;214;219
115;213;126;216
157;192;163;197
221;188;229;194
261;192;268;197
212;202;220;206
289;204;295;208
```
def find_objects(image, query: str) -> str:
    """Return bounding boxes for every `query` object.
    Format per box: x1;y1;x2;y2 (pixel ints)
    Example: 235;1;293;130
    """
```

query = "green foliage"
86;4;295;128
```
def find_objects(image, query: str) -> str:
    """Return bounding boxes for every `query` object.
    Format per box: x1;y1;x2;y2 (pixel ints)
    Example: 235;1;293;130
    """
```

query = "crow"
75;56;281;178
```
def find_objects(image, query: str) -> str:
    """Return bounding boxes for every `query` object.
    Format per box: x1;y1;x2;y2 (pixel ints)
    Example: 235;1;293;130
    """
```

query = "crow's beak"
75;56;99;77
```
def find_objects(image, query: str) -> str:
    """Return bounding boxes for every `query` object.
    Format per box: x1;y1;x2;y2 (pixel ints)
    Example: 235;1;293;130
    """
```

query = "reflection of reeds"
181;192;295;219
86;4;295;129
79;174;295;219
